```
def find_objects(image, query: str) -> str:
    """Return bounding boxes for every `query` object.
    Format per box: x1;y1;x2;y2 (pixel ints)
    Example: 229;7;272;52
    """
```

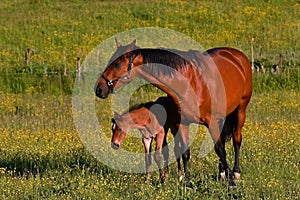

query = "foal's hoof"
184;177;193;188
185;181;193;188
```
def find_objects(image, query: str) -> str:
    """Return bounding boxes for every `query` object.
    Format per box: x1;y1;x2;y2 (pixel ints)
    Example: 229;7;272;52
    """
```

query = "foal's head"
111;113;127;150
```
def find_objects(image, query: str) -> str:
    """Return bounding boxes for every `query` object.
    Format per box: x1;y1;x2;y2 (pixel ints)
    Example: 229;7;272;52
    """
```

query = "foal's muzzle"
111;143;120;150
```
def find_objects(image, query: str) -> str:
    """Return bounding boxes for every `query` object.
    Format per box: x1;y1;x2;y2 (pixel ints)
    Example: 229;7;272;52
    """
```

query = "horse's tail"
221;108;238;142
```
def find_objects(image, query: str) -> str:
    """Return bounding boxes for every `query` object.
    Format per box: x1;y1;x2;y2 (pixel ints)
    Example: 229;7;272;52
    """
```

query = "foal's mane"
133;48;204;76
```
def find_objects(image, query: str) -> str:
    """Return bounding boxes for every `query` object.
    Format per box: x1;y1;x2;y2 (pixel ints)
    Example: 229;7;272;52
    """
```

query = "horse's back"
206;47;251;75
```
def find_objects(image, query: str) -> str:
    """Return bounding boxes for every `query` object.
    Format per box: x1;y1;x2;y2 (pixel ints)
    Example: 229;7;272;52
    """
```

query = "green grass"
0;91;299;199
0;0;299;94
0;0;299;199
0;0;299;69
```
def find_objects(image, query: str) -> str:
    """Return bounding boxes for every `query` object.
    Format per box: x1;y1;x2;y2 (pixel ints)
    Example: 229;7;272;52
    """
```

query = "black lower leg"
182;147;191;186
215;143;230;177
215;143;236;186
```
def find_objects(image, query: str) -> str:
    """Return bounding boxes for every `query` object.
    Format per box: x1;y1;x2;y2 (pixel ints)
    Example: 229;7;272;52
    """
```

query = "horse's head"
95;39;139;99
111;112;127;150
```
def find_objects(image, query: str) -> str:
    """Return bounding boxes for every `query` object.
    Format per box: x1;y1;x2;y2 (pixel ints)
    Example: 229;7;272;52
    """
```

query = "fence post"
25;48;31;65
251;38;255;71
77;57;81;79
64;50;67;76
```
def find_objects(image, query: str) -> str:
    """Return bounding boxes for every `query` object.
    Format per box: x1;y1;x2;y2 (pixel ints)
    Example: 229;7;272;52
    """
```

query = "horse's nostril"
111;143;119;150
95;86;102;97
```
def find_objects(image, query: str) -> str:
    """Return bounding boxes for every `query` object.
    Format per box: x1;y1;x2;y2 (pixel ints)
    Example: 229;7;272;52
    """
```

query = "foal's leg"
154;129;166;183
142;137;152;182
162;127;169;178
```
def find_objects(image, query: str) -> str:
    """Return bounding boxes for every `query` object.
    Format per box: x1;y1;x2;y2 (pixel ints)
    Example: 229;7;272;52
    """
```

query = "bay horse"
111;96;183;183
95;39;252;187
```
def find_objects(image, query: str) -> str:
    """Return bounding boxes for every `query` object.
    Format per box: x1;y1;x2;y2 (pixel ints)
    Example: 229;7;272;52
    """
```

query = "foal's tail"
220;108;238;142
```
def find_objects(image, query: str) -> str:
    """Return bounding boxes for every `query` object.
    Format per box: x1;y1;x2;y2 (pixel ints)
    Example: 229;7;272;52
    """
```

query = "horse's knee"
214;142;226;158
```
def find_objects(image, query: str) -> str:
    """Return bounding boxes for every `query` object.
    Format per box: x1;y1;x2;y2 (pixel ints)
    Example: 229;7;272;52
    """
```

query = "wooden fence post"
251;38;255;71
25;48;31;65
77;57;81;79
64;50;67;76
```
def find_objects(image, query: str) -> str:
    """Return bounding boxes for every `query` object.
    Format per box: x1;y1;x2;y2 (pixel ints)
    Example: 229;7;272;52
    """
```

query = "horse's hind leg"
162;127;169;178
176;124;191;186
154;129;166;183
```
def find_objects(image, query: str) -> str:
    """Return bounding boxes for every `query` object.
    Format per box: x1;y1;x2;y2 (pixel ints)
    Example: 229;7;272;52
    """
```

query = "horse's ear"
115;38;122;48
127;39;136;51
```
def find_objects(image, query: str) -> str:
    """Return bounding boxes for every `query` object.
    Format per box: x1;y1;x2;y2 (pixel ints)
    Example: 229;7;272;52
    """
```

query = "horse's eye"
114;61;121;68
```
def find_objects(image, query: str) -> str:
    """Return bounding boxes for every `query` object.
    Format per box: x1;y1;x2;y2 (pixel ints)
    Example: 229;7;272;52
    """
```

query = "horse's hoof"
228;179;237;188
234;172;240;181
219;171;226;180
179;175;183;182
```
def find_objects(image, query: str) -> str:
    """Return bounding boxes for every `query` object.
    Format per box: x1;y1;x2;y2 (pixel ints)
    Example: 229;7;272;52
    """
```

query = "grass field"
0;0;299;199
0;91;299;199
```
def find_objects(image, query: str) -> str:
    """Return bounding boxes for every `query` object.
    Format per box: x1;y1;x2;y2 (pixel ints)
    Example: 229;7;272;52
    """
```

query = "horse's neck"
135;61;207;123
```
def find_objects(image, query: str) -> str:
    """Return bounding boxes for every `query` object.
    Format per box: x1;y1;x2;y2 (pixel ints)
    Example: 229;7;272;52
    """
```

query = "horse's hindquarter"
206;48;252;115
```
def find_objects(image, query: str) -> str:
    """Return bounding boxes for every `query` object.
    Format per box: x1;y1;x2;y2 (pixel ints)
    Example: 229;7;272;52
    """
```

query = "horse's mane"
134;48;204;76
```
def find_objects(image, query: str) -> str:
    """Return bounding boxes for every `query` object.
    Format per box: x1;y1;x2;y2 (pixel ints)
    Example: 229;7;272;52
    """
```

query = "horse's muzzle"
95;85;108;99
111;143;120;150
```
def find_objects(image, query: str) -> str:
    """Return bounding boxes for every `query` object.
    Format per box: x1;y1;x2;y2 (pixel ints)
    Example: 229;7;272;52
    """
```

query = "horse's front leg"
172;126;182;181
210;118;235;187
177;124;191;186
142;137;152;182
154;130;166;183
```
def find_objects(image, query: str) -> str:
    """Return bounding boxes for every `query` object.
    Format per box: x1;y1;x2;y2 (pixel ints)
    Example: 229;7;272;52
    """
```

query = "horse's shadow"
0;148;105;178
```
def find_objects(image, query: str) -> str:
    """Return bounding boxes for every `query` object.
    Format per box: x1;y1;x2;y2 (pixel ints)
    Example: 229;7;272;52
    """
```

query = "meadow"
0;0;299;199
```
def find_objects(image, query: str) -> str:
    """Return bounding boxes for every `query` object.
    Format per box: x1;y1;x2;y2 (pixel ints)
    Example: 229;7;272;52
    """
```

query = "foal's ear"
115;38;122;48
113;111;122;120
111;118;116;123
